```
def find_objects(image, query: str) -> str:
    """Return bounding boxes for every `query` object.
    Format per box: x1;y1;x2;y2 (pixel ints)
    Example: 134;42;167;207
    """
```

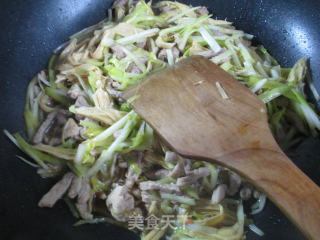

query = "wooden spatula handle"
214;146;320;240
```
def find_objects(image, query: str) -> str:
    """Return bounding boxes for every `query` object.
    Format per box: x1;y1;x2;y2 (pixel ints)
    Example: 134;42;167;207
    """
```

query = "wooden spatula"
123;56;320;239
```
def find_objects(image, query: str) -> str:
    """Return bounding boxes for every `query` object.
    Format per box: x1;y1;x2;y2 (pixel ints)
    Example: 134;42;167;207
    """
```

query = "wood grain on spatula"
123;56;320;240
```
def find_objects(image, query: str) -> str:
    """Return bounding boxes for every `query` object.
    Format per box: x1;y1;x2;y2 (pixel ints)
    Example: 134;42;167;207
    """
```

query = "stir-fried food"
5;0;320;239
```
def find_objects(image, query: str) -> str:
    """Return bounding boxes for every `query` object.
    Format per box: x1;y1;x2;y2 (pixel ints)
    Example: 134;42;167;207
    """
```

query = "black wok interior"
0;0;319;239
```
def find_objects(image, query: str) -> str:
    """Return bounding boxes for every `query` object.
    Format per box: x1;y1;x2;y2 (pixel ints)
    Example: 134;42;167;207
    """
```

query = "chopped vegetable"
251;193;267;215
4;1;319;240
216;82;229;99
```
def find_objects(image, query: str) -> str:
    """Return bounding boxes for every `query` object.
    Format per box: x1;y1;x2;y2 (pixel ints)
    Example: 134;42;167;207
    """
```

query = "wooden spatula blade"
124;56;273;161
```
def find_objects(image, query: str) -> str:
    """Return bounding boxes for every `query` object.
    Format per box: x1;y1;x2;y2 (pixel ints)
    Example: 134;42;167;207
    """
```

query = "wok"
0;0;319;239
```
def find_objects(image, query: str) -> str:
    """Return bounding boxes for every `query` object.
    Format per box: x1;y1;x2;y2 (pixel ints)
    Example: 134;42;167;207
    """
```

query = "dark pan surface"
0;0;319;239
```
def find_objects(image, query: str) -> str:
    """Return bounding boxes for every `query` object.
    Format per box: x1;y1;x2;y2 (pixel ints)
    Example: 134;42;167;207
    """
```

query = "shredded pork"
176;167;210;186
106;185;135;222
139;181;181;193
38;172;75;207
33;111;58;144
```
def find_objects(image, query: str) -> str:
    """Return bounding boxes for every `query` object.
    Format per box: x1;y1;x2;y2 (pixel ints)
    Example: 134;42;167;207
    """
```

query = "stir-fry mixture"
5;0;320;239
